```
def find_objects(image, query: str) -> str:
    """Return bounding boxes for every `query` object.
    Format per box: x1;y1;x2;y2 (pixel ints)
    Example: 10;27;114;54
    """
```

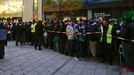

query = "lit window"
34;3;38;10
34;0;38;3
0;0;22;17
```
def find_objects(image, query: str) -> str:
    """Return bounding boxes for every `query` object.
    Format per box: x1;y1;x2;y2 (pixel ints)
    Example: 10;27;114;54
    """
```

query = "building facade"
20;0;43;22
85;0;134;20
0;0;23;22
0;0;133;22
0;0;43;22
43;0;134;20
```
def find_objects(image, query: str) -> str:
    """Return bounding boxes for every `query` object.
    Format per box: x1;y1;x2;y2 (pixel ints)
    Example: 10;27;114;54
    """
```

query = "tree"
43;0;54;12
60;0;83;17
43;0;83;18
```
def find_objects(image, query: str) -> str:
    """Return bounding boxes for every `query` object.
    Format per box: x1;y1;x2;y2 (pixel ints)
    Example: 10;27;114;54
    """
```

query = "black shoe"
0;57;4;59
39;48;42;50
101;59;106;63
16;44;18;46
108;61;113;65
35;47;37;50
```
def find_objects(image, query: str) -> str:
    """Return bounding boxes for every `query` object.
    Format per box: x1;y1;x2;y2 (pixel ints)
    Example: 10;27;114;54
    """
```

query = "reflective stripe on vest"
31;23;37;33
100;24;113;44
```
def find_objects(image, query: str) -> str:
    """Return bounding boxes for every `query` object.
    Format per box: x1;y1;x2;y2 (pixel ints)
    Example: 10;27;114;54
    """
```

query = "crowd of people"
0;17;134;71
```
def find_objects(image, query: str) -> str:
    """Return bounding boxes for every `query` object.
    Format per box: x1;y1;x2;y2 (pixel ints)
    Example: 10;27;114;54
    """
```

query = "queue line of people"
0;17;134;72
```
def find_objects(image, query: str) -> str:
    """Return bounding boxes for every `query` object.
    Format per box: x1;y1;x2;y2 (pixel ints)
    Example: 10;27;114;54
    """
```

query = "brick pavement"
0;41;133;75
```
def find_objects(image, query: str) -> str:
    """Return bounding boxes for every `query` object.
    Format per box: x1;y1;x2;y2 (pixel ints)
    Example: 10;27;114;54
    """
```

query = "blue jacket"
0;29;7;41
78;24;86;42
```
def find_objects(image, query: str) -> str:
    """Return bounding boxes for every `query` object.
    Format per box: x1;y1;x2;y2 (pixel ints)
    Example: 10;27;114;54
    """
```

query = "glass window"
34;0;38;3
34;3;38;10
0;0;23;17
33;14;38;21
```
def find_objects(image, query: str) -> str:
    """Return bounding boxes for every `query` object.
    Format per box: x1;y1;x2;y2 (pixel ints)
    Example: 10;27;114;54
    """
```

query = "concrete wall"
23;0;33;22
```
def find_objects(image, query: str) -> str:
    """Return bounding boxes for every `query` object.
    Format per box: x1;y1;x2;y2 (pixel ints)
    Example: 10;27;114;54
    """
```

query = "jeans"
100;42;115;63
122;42;134;67
78;41;86;58
53;36;61;52
35;35;43;50
0;40;5;58
67;39;74;56
89;40;97;57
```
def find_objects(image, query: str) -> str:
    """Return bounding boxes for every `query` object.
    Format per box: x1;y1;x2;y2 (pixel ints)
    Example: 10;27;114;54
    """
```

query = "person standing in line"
24;22;31;44
34;20;44;50
60;21;67;54
0;23;7;59
77;19;86;60
11;22;17;41
88;20;99;60
53;21;61;52
31;20;37;45
3;22;10;45
121;18;134;72
99;19;117;65
66;21;75;56
15;22;25;46
42;21;48;48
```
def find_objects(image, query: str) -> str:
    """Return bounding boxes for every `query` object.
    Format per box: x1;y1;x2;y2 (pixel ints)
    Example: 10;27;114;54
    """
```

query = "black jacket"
35;22;44;37
15;23;25;36
88;22;99;41
121;23;134;40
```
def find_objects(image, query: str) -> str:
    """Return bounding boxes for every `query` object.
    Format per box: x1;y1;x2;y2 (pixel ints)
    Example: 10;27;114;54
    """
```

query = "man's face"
33;21;35;23
102;21;108;26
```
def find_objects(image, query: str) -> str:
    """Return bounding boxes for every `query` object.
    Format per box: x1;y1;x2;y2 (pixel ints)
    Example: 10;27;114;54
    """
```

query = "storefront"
0;0;23;22
122;10;134;18
92;7;134;20
86;0;134;20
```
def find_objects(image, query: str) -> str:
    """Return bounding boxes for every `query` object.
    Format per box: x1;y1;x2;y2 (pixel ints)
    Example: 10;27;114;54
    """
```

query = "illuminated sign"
0;0;23;17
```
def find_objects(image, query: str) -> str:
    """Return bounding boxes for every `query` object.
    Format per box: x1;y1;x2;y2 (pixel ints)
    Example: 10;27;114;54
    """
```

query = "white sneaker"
74;57;79;61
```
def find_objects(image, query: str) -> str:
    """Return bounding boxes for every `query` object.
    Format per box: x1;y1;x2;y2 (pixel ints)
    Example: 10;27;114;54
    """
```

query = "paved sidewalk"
0;41;133;75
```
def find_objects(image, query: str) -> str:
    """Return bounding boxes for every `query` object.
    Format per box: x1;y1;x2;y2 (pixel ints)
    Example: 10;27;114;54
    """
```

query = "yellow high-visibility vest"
100;24;113;44
31;23;37;33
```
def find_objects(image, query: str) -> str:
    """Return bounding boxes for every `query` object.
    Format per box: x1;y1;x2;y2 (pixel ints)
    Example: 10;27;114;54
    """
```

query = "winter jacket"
66;25;74;40
0;29;7;41
88;22;99;41
121;23;134;41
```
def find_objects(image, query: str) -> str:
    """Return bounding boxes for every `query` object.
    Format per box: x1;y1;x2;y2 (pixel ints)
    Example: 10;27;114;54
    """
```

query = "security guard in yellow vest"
31;23;37;33
100;23;113;44
31;20;37;45
99;19;116;64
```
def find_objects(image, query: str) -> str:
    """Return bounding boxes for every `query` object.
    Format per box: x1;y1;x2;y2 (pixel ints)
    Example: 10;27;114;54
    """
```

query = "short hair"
103;18;109;22
126;17;132;23
33;20;36;22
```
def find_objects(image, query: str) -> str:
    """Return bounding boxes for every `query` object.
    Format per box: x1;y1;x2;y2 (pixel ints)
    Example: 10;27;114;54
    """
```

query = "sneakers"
74;57;79;61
